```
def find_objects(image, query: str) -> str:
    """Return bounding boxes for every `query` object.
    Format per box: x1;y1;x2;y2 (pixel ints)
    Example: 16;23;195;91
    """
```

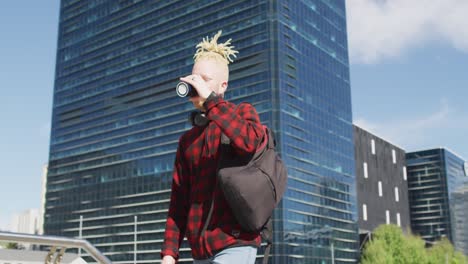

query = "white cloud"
354;99;468;151
346;0;468;64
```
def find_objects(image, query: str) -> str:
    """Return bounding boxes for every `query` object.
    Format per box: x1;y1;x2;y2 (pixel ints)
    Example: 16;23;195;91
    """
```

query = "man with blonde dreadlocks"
161;31;264;264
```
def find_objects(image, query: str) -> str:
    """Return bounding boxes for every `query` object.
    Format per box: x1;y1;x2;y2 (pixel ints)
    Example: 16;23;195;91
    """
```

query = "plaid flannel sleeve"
204;94;264;155
161;142;189;260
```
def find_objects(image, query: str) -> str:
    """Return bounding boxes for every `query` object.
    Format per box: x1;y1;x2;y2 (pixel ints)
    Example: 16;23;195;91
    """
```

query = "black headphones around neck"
189;111;209;127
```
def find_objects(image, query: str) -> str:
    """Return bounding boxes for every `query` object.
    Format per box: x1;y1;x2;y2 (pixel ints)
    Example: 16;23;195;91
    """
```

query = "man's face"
189;58;228;110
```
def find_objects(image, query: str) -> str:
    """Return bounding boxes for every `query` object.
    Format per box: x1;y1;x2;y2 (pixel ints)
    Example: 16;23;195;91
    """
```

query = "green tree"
360;224;468;264
402;233;428;264
360;238;393;264
427;238;468;264
5;242;20;249
361;225;427;264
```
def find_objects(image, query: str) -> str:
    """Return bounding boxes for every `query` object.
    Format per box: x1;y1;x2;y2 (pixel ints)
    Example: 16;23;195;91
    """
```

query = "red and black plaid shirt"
161;95;264;260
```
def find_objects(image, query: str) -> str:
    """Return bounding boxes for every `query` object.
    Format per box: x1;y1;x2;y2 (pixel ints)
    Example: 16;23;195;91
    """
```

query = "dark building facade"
353;125;411;235
451;185;468;255
406;148;468;247
45;1;358;263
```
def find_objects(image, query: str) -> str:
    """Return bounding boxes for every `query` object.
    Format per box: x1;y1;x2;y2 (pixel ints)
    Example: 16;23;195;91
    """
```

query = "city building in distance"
353;125;411;246
406;148;468;254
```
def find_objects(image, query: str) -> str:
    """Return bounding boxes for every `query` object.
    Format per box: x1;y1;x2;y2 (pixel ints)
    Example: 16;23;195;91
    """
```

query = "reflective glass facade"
406;148;468;245
275;1;359;263
45;0;358;263
451;186;468;255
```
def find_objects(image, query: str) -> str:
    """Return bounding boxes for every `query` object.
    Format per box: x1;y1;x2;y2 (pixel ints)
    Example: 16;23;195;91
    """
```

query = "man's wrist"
203;91;221;112
206;91;217;101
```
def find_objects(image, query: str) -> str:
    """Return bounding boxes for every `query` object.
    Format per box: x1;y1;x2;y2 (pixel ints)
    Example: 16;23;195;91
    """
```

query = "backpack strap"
201;105;239;246
263;243;272;264
261;218;273;264
220;128;274;264
264;126;276;149
200;192;215;241
202;104;274;264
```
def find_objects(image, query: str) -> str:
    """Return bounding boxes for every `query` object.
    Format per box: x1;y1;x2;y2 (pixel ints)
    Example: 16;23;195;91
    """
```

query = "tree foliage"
427;238;468;264
361;224;467;264
5;242;20;249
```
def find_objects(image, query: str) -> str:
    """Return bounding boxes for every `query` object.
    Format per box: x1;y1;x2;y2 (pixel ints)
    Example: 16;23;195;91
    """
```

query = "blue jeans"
193;246;257;264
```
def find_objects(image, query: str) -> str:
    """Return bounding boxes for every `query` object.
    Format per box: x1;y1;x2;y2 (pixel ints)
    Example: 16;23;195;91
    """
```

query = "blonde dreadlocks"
193;30;238;64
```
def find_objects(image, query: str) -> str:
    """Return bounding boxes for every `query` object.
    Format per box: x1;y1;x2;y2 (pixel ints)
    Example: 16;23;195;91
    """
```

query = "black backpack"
201;125;288;264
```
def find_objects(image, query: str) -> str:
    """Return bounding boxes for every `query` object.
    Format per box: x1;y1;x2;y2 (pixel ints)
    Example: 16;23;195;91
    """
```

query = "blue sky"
1;0;468;230
0;1;60;230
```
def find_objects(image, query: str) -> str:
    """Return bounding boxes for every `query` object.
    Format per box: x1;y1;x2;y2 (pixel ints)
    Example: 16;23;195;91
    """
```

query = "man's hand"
180;74;212;100
162;255;176;264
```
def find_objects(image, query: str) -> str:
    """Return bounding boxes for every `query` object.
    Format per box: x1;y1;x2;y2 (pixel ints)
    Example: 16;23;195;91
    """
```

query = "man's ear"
219;81;228;95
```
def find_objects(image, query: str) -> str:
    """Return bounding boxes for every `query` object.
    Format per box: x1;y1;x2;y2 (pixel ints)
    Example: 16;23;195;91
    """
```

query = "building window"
363;204;368;221
395;187;399;202
378;181;383;197
392;149;396;164
386;210;390;224
396;213;401;227
363;162;368;178
371;139;376;155
403;166;407;181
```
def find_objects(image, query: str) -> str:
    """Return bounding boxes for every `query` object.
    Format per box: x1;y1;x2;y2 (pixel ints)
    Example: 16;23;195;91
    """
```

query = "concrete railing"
0;231;112;264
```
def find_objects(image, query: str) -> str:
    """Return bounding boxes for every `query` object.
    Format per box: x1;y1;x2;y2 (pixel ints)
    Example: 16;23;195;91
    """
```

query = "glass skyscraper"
45;1;358;263
451;185;468;255
406;148;468;247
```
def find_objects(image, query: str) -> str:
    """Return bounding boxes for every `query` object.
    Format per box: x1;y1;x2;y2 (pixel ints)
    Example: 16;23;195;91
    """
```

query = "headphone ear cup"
189;111;209;127
194;113;209;127
189;111;198;126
